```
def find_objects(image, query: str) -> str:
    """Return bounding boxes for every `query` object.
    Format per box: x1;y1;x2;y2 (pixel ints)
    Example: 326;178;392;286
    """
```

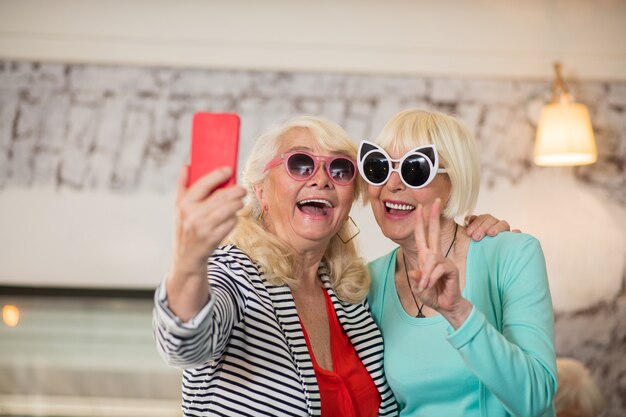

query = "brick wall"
1;60;624;416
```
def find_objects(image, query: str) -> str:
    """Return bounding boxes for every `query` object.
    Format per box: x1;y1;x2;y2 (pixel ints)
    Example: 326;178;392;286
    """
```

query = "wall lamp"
534;63;597;166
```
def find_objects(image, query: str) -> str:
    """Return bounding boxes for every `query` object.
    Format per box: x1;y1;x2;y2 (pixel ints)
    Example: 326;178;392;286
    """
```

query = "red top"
300;290;381;417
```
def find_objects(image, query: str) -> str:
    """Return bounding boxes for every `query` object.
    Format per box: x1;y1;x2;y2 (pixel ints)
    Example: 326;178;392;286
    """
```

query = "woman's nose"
386;170;405;191
307;162;332;188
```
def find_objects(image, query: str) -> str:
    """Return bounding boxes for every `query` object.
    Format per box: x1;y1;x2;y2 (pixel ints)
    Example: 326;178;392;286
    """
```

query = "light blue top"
368;232;557;417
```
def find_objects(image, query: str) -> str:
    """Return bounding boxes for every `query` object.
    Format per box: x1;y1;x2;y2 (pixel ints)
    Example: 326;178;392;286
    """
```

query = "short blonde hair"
225;115;369;303
555;358;605;417
374;109;480;219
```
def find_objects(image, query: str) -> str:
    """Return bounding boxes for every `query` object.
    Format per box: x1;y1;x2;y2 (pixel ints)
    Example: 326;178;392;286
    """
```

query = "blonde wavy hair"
225;115;369;303
374;109;480;219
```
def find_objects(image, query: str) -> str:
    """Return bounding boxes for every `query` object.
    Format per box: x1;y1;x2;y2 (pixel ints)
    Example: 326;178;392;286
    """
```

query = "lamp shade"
534;100;597;166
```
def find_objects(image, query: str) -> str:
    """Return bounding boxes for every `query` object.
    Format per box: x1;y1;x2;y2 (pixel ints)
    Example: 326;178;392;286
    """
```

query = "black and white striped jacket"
153;245;398;416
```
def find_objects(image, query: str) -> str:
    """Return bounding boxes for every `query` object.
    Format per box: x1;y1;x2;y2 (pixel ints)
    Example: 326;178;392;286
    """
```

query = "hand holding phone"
187;112;240;188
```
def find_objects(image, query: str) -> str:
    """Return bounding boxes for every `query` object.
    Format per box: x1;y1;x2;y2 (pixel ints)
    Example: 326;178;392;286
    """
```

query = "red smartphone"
187;112;240;188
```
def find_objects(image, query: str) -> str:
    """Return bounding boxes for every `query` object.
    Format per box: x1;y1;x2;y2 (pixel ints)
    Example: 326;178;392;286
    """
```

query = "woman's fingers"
411;260;459;312
408;269;422;291
427;263;450;290
416;251;439;291
428;198;442;253
464;214;484;239
183;187;246;236
416;199;443;253
415;201;443;291
464;214;477;226
191;185;246;216
198;217;239;245
183;167;234;205
487;220;511;236
415;204;427;252
169;168;245;298
417;270;430;292
174;182;246;271
464;214;489;240
465;214;513;240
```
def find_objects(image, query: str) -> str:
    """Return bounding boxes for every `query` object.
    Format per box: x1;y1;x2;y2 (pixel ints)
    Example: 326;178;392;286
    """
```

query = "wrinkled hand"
166;166;247;321
464;213;520;241
172;166;247;278
408;198;472;329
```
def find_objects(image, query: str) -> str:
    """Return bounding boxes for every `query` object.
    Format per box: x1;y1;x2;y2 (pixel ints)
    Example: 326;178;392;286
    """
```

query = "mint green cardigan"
368;232;557;417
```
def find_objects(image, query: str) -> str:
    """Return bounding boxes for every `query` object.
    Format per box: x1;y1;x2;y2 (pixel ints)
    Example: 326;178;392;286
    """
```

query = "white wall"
1;0;625;80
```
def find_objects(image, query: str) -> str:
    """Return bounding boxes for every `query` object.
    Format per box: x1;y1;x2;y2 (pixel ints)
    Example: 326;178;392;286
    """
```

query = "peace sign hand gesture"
407;198;473;329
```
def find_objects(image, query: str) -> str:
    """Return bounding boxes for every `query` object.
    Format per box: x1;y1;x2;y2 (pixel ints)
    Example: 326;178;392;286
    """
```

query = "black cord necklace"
402;222;458;318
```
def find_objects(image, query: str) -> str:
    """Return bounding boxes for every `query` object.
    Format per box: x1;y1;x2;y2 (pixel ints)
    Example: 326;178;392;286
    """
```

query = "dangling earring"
257;207;266;226
337;216;360;244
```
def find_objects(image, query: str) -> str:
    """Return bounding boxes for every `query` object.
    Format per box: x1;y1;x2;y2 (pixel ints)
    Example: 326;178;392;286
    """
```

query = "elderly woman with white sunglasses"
359;109;557;417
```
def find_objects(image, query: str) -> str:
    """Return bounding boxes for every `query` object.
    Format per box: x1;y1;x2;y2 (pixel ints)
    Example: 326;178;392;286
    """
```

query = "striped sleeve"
153;246;251;368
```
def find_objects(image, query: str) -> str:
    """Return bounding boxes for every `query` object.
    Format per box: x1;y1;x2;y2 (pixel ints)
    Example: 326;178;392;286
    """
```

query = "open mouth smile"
385;201;416;216
297;198;334;216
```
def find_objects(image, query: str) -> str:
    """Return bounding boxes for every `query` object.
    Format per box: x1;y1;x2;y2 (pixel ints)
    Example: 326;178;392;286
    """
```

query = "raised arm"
166;166;246;321
153;166;247;368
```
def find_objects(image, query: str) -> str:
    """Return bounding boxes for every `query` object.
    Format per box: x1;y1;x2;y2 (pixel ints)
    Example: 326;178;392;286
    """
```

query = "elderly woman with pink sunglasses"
153;115;507;417
359;109;557;417
154;115;398;417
